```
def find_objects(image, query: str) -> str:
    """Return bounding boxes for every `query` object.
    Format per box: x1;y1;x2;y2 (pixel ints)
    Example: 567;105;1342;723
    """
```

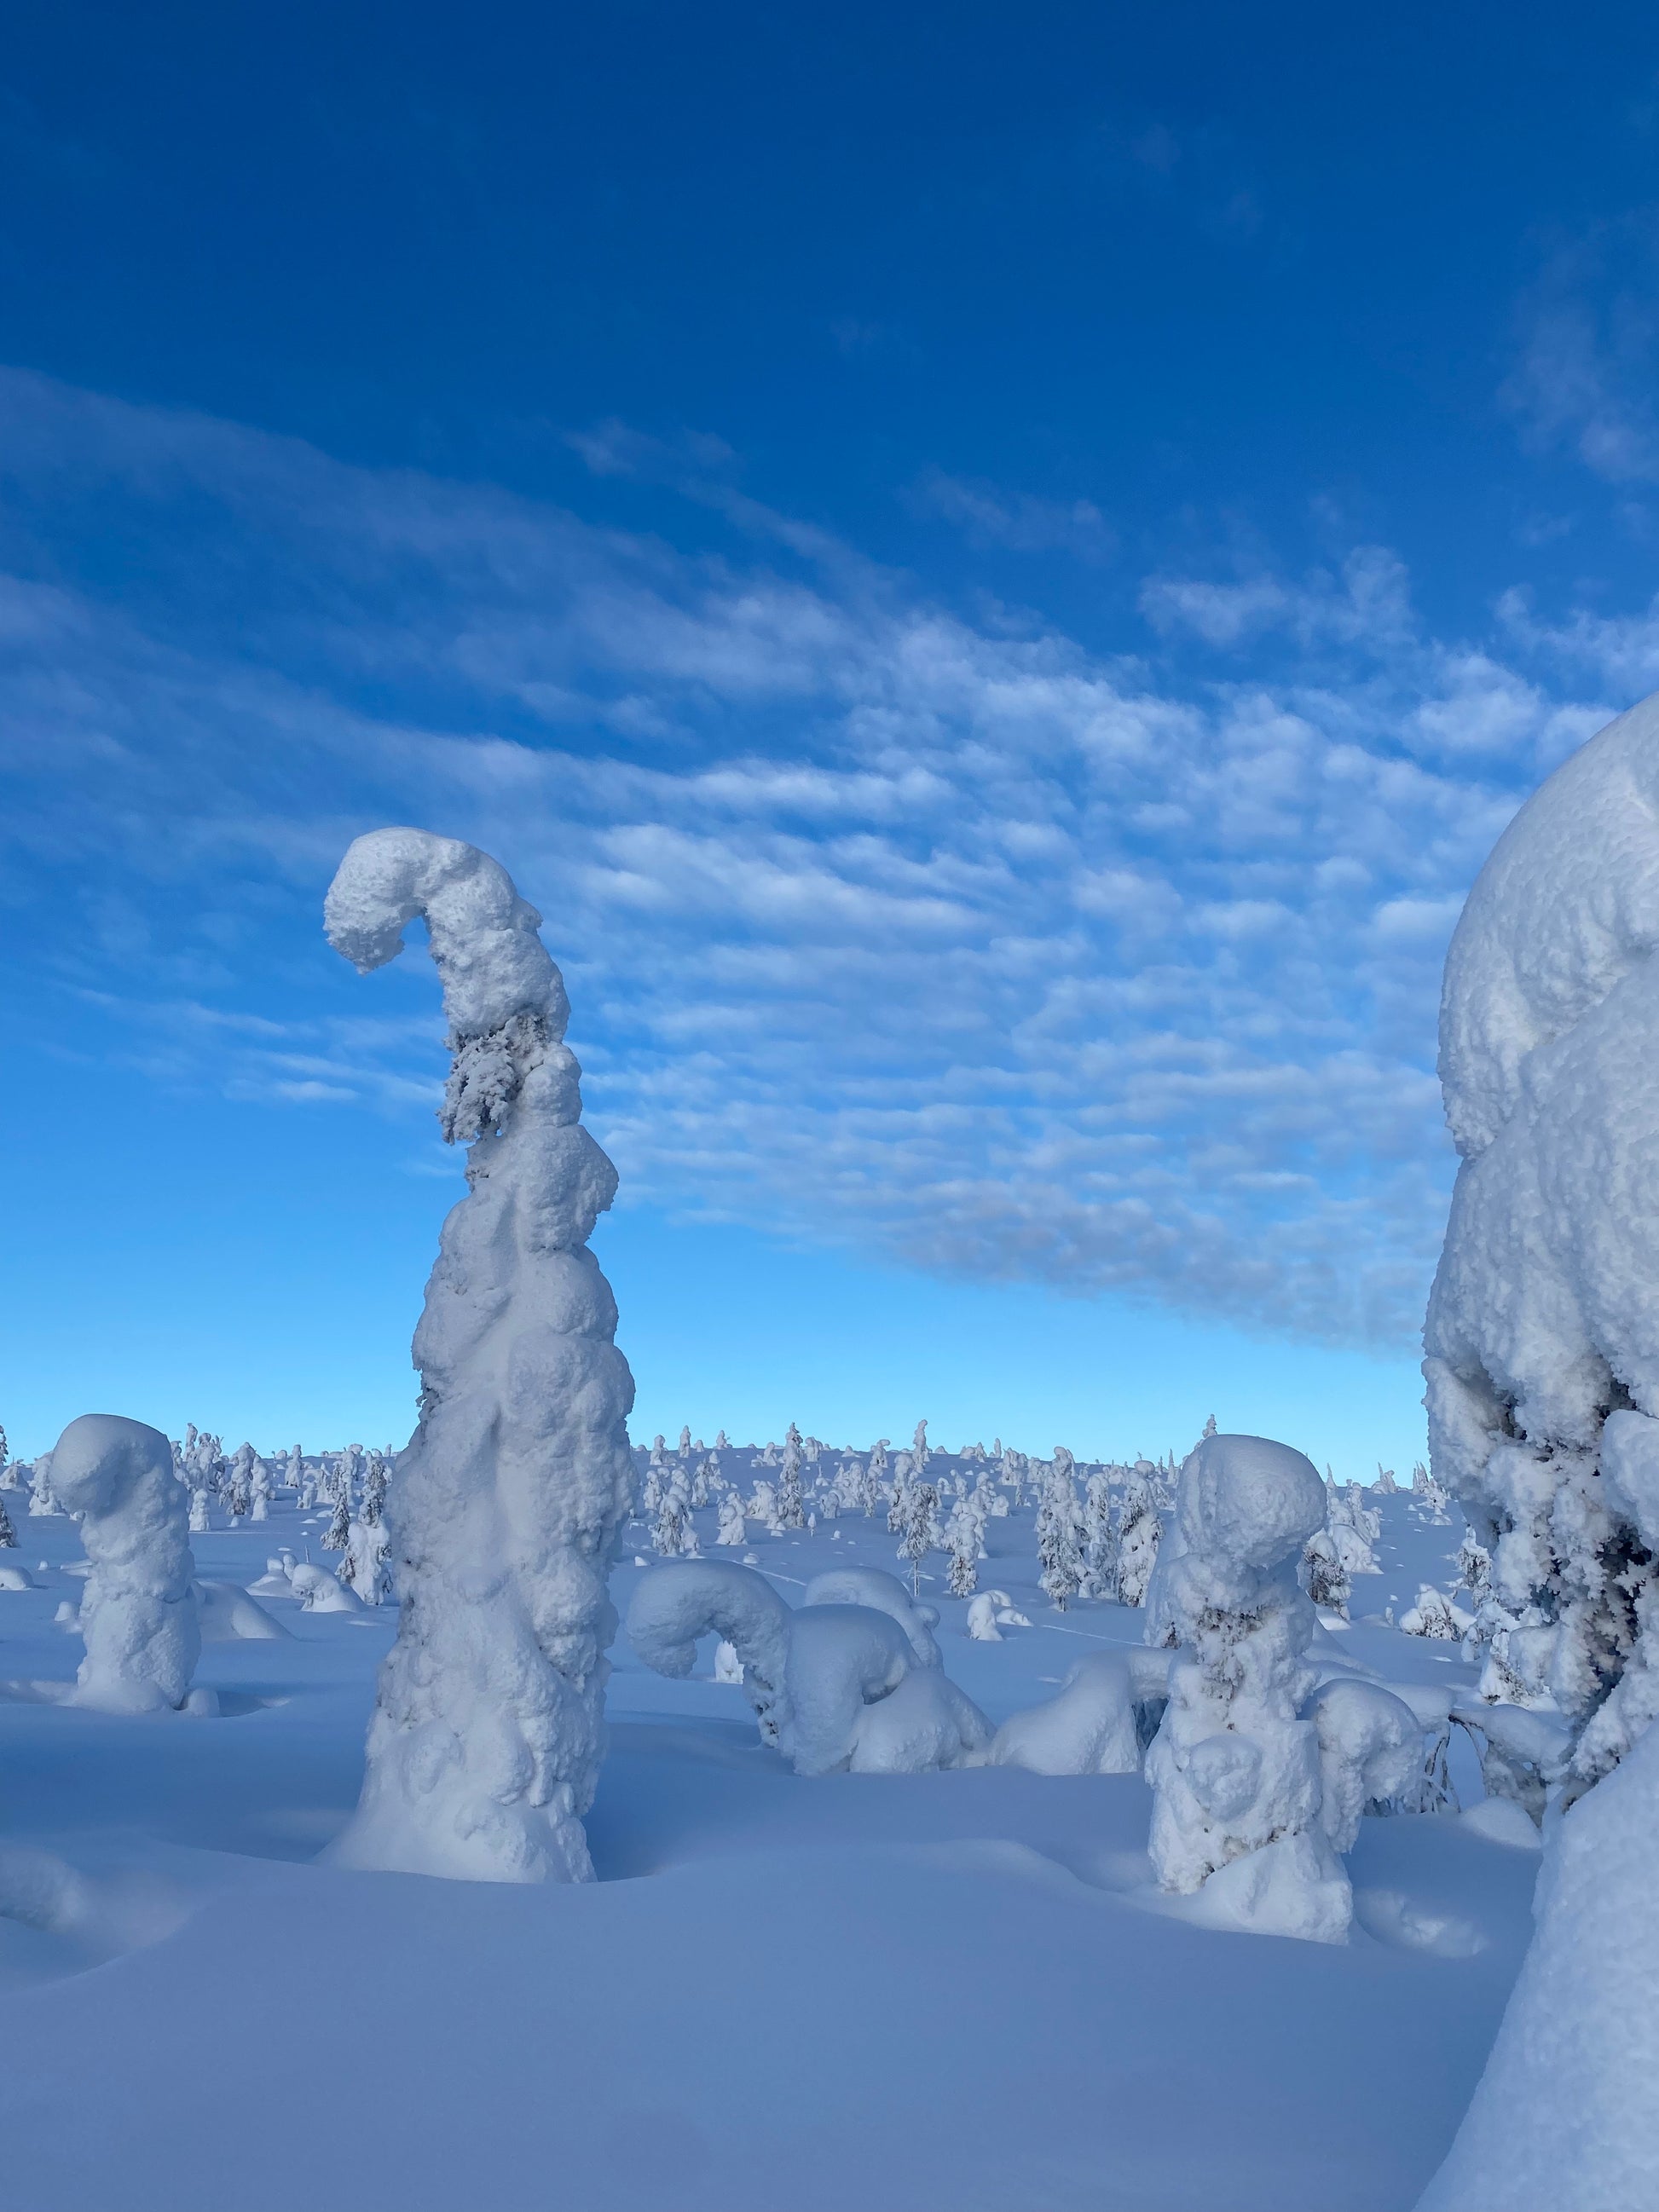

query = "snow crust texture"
1426;694;1659;1788
323;829;635;1884
49;1415;199;1714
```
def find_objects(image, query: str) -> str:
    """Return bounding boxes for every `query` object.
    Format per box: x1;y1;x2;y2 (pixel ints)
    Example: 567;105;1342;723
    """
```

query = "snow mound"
193;1579;291;1640
287;1564;364;1615
847;1667;991;1774
986;1651;1143;1776
801;1566;940;1666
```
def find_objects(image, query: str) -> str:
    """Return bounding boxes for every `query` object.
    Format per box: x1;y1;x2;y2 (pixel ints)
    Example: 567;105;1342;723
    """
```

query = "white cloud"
0;366;1639;1349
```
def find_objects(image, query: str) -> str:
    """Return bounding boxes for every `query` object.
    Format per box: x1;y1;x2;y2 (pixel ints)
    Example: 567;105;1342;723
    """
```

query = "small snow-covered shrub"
1399;1585;1468;1640
1145;1432;1350;1943
288;1563;364;1615
49;1415;199;1715
1304;1679;1421;1853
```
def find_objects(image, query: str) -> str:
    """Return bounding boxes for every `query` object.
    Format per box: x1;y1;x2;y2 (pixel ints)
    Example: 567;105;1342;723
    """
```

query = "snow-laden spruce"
1145;1432;1350;1942
1425;691;1659;1796
49;1415;199;1714
323;828;635;1884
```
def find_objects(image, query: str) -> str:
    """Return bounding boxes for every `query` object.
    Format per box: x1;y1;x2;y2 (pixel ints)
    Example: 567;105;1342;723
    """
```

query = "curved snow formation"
1426;693;1659;1785
1145;1433;1349;1942
49;1415;199;1715
323;829;635;1884
626;1562;989;1775
627;1560;792;1747
801;1567;941;1666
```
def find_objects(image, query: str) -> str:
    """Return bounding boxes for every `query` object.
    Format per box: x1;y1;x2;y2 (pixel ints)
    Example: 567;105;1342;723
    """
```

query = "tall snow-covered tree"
1424;695;1659;1800
776;1441;806;1531
1115;1467;1163;1608
1036;1468;1084;1611
898;1481;938;1598
322;827;634;1884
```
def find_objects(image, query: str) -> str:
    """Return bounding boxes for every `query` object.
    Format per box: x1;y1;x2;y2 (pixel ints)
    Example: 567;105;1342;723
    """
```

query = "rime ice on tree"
322;828;635;1884
1424;692;1659;1795
1145;1432;1349;1943
49;1414;200;1714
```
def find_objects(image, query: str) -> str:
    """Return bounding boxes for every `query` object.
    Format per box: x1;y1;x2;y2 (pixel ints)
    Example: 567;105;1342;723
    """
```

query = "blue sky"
4;3;1658;1467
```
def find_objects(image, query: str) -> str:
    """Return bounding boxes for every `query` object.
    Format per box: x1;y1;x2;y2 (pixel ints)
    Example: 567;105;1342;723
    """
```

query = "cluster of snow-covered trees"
633;1418;1191;1614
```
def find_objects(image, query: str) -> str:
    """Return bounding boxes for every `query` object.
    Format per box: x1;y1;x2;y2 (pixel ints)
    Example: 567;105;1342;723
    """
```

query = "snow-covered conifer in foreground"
49;1414;199;1714
322;827;634;1884
1145;1432;1349;1942
1425;691;1659;1797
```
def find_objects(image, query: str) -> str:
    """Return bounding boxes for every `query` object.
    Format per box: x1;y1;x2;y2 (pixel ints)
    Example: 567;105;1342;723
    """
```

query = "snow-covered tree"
1081;1470;1117;1600
1424;696;1659;1802
321;827;633;1884
776;1441;806;1531
360;1452;390;1526
227;1443;256;1521
1115;1465;1162;1608
0;1493;16;1549
1036;1467;1083;1611
323;1483;352;1554
897;1481;938;1598
49;1414;199;1713
715;1492;746;1547
1146;1432;1350;1942
344;1517;392;1605
1301;1527;1350;1617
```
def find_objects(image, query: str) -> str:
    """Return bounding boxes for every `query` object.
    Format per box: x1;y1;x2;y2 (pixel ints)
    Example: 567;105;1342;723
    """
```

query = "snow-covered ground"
0;1450;1540;2212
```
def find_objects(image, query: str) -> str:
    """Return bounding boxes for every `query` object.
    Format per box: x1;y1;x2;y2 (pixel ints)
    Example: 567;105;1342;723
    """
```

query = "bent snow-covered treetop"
324;827;570;1044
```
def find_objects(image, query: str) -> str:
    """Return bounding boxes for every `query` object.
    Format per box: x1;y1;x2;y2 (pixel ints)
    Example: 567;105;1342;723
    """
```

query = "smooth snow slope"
0;1475;1527;2212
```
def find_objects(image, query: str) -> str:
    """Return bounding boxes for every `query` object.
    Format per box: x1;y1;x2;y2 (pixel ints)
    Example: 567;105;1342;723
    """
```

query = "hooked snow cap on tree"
1425;693;1659;1793
49;1414;199;1714
323;829;635;1886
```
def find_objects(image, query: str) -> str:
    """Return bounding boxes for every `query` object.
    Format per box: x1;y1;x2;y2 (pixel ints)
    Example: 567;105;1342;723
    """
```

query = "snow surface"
0;1454;1540;2212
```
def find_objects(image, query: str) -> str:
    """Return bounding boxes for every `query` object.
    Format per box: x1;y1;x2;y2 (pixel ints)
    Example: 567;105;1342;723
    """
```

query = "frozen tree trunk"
323;828;635;1884
49;1415;199;1714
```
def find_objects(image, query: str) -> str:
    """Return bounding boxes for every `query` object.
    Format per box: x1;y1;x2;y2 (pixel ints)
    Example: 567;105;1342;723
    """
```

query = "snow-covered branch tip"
323;827;571;1143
